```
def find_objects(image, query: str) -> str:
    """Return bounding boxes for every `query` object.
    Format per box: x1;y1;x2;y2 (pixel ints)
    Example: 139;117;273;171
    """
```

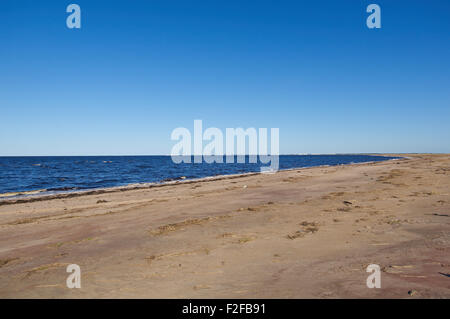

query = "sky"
1;0;449;156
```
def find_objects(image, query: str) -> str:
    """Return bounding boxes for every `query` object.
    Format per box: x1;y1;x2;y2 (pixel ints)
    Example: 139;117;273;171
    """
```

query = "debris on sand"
408;289;418;296
287;222;319;239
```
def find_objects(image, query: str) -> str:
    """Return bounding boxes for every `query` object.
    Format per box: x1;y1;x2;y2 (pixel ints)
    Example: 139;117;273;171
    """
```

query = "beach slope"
0;154;449;298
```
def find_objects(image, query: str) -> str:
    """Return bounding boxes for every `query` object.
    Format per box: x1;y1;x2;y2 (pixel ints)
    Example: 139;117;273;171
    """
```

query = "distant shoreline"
0;153;439;158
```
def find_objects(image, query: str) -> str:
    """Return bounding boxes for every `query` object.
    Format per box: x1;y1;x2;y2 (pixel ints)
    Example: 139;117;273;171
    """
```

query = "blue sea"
0;155;398;196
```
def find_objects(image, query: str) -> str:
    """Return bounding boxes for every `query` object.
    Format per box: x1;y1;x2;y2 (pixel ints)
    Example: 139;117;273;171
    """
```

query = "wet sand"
0;154;449;298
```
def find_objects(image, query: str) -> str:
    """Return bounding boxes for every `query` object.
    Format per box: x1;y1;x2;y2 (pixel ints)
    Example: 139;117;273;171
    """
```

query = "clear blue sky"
1;0;449;155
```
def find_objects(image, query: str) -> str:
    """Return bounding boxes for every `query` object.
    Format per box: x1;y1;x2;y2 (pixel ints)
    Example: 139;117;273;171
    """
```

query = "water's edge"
0;156;404;205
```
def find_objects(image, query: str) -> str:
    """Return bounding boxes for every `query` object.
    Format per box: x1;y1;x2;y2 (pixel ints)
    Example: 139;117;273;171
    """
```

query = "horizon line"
0;153;444;157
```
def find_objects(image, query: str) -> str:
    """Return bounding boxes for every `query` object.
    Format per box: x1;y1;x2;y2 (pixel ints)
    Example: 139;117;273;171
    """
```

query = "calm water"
0;155;399;195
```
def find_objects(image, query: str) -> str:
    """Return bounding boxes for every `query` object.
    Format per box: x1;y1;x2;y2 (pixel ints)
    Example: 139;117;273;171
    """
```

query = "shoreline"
1;154;448;298
0;155;402;205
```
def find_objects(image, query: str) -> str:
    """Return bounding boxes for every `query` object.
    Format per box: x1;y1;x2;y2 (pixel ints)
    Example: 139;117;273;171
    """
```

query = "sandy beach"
0;154;449;298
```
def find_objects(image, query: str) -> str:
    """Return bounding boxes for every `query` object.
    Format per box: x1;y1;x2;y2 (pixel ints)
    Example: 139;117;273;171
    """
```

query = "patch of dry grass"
149;215;231;236
24;263;69;276
0;258;18;268
287;221;320;239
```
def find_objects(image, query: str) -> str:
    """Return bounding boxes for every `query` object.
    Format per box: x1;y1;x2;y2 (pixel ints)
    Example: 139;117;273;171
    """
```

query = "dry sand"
0;154;449;298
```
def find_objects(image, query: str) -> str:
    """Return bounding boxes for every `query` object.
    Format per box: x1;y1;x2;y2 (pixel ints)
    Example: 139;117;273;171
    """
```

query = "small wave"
160;176;187;183
47;187;79;192
0;189;48;198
